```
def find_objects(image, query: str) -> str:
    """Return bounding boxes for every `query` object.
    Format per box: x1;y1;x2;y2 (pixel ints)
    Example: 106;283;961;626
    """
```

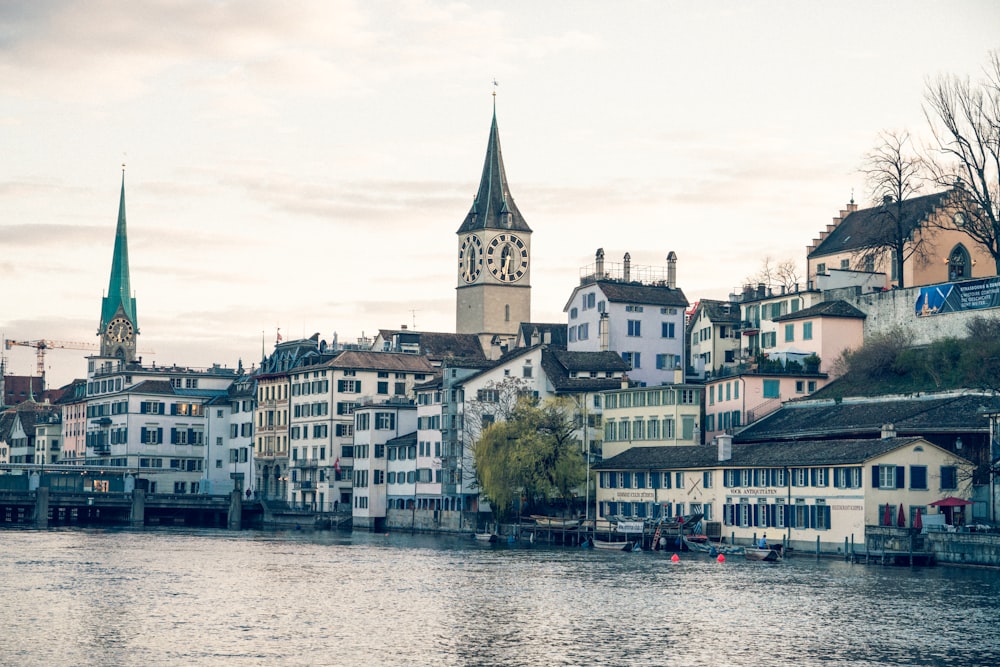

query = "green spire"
100;170;137;330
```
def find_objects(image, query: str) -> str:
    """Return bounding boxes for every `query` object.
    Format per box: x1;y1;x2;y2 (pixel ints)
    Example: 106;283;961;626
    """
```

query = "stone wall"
385;509;479;533
824;285;998;346
924;530;1000;566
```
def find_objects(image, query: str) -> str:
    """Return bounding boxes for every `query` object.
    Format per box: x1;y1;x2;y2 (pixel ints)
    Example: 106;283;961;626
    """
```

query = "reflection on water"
1;528;997;666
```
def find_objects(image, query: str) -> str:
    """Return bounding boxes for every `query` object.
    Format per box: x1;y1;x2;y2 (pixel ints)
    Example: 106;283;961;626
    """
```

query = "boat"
743;546;782;562
473;532;498;543
529;515;581;529
681;536;745;555
592;538;639;551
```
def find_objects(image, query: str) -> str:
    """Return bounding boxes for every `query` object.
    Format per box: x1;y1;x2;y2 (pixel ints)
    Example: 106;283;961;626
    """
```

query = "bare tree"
923;50;1000;273
744;256;803;293
857;130;925;288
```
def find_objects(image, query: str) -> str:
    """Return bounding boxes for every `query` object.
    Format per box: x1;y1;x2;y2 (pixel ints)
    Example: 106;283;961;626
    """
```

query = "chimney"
881;423;896;439
543;330;551;345
717;434;733;462
623;252;631;282
595;248;605;278
666;251;677;288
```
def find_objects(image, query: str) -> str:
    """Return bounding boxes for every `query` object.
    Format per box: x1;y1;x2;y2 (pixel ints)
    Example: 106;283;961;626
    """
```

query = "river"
0;527;996;666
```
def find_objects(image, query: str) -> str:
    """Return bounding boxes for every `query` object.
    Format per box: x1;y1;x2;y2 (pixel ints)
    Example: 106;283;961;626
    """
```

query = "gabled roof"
809;190;954;259
387;430;418;447
567;280;688;310
692;299;742;324
734;392;1000;443
327;350;437;374
456;106;531;234
517;322;568;349
772;300;866;322
541;349;630;393
594;436;939;470
375;330;486;362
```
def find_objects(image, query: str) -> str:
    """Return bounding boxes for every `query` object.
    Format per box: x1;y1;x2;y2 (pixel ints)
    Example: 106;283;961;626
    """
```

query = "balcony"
293;481;314;491
292;459;320;469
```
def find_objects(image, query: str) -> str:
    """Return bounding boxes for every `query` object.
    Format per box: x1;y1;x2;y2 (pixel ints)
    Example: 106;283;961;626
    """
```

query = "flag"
276;328;283;343
334;457;341;473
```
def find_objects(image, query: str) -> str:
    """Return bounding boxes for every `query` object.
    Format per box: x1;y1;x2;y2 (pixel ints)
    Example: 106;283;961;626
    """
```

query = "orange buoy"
717;554;726;563
671;553;680;563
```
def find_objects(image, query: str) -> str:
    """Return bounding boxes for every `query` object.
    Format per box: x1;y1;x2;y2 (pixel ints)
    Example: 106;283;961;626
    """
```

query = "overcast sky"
2;1;998;389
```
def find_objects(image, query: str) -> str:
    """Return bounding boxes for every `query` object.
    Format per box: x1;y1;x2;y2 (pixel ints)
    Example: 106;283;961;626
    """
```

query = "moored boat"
743;546;782;562
529;515;581;529
592;538;639;551
473;532;498;543
682;536;745;555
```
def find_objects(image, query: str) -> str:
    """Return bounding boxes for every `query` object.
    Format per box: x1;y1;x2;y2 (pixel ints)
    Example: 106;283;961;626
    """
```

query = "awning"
929;496;974;507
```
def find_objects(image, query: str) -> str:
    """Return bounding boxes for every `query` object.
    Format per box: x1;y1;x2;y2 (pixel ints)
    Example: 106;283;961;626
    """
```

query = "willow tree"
472;395;585;521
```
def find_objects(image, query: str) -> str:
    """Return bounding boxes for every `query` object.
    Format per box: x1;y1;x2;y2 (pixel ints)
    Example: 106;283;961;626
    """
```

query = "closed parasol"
883;503;892;526
913;507;923;531
897;503;906;527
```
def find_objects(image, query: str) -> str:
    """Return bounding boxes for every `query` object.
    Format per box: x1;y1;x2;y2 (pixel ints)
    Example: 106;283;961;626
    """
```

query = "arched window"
948;245;970;280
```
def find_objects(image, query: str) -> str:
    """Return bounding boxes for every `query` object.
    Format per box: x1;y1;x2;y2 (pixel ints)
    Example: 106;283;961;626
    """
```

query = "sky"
2;1;998;389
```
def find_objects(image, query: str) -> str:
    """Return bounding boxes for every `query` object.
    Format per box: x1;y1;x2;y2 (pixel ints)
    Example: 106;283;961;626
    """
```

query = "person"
758;534;767;549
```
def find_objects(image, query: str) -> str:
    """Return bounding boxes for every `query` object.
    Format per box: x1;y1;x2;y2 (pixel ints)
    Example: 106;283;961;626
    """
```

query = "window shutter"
809;505;817;529
751;504;759;526
157;428;163;443
140;403;148;414
896;466;905;489
810;468;816;486
767;504;776;527
871;465;879;488
140;427;148;442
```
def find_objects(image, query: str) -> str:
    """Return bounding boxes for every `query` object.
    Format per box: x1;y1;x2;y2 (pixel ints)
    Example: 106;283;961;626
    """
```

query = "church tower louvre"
455;100;532;341
98;169;139;362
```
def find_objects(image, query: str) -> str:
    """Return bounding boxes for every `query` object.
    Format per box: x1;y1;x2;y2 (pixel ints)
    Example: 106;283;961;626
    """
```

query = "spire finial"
850;187;855;205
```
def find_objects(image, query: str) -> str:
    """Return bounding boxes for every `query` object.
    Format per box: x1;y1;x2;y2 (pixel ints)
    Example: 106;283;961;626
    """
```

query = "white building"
565;249;688;387
351;400;417;531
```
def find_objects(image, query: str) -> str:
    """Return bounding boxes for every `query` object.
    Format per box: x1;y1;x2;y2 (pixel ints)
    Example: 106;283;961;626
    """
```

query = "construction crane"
3;339;100;384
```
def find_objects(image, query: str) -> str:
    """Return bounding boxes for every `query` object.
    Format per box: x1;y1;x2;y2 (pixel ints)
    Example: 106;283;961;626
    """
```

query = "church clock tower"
98;170;139;362
456;103;532;338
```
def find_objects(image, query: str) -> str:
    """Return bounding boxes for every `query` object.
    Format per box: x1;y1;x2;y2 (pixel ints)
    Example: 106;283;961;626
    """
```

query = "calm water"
0;528;997;667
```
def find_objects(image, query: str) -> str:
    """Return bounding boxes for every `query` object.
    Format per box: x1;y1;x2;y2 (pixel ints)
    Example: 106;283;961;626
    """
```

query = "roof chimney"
595;248;605;278
881;423;896;439
717;434;733;462
623;252;631;282
666;251;677;288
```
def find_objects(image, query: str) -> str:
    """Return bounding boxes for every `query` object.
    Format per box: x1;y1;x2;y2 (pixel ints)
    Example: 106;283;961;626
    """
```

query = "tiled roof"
518;322;568;349
541;349;630;393
327;350;437;374
772;300;866;322
810;190;954;258
593;280;689;308
735;393;1000;442
695;299;742;324
129;380;177;395
594;436;929;470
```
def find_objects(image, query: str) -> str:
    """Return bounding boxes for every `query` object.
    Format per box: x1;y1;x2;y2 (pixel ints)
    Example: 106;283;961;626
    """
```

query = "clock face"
459;234;484;283
487;233;527;283
106;317;134;344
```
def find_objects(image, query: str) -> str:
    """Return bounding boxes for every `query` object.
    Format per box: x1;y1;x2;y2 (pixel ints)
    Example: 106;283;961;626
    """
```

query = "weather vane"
492;78;498;98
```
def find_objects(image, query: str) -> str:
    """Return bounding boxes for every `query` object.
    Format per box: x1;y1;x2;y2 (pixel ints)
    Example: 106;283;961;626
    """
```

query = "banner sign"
915;276;1000;317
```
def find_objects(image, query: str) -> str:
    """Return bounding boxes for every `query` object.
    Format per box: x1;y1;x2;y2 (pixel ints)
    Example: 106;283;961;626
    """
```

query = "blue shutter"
871;465;880;488
895;466;905;489
157;428;163;443
767;504;776;527
809;505;817;529
752;504;759;526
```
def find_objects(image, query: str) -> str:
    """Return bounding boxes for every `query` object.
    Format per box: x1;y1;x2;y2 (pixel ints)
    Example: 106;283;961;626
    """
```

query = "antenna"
410;310;418;330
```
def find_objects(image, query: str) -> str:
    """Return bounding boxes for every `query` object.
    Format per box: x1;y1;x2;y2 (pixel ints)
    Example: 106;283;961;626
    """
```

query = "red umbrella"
914;507;923;531
883;503;892;526
929;497;973;507
897;503;906;527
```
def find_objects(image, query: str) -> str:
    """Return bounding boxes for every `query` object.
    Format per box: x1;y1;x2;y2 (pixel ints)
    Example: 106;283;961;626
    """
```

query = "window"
377;381;389;394
803;322;813;340
627;320;641;337
762;380;779;398
374;444;385;458
577;323;589;340
337;380;361;393
656;354;679;370
621;352;640;369
940;466;958;490
662;322;675;338
703;471;712;489
375;412;396;430
814;500;831;530
910;465;927;490
761;332;776;348
876;464;903;489
784;324;794;342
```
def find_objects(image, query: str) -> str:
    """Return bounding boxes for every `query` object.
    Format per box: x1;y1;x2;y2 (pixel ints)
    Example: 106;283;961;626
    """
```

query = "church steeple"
457;102;531;235
99;169;138;360
100;170;137;330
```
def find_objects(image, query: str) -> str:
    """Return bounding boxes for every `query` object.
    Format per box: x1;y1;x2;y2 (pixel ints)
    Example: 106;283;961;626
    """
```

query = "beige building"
595;434;974;552
601;384;703;458
807;190;994;290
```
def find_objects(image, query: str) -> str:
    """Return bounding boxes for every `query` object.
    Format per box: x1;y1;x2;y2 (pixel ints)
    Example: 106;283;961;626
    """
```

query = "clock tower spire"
99;167;139;361
456;99;532;340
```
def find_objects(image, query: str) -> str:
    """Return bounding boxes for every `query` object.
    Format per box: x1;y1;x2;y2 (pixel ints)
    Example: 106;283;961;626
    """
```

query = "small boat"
592;538;638;551
682;536;745;555
743;546;782;562
473;532;498;543
529;515;581;529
